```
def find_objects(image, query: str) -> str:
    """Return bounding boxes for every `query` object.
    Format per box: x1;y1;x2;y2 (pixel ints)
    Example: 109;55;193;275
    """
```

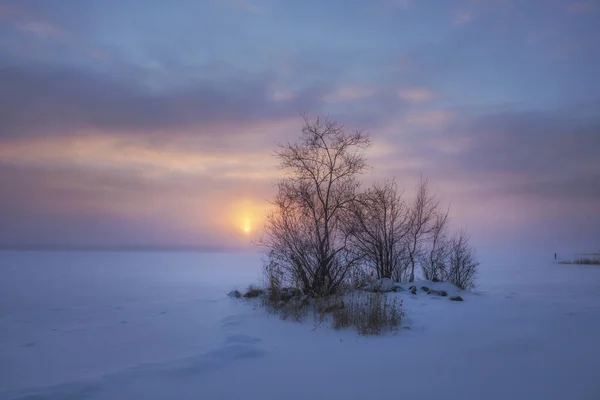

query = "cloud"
0;3;106;59
219;0;266;14
270;89;297;101
0;128;286;181
390;107;600;215
397;87;438;103
406;109;454;127
322;85;377;103
371;104;600;205
0;3;64;37
391;0;411;9
0;0;598;250
368;105;600;252
0;63;327;140
453;11;475;25
16;20;64;37
469;0;509;6
567;2;597;14
389;55;412;73
447;109;600;179
501;175;600;201
0;72;314;202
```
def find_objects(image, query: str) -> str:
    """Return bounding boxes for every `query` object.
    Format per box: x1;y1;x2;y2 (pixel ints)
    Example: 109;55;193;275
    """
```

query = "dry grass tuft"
255;273;403;335
329;292;402;335
260;275;309;322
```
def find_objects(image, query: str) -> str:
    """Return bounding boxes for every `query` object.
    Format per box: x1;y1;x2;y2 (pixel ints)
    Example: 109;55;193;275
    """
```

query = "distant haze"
0;0;599;253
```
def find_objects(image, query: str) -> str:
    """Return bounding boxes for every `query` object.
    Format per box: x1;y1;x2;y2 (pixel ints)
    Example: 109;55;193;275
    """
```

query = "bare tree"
405;178;440;282
420;208;450;281
263;116;371;296
348;180;410;279
444;228;479;290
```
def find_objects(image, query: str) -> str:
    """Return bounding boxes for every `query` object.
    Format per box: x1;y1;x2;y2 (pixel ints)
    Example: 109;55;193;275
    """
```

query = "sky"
0;0;599;254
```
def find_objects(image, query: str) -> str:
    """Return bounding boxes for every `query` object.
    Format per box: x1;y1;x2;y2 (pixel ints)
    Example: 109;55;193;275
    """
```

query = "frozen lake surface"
1;251;599;399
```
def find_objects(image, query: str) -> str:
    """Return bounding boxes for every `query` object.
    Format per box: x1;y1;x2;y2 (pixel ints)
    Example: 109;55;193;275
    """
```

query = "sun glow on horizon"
228;198;273;238
242;217;251;234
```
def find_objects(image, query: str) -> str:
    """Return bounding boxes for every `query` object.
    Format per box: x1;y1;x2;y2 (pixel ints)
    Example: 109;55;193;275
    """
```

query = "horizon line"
0;244;259;253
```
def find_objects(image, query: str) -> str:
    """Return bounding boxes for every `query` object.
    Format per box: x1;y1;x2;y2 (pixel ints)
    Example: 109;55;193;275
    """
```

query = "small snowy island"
230;278;468;335
558;253;600;265
230;116;480;335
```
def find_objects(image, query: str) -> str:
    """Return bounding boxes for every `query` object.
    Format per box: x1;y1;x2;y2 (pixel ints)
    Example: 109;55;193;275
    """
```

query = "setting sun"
227;198;272;238
242;217;251;234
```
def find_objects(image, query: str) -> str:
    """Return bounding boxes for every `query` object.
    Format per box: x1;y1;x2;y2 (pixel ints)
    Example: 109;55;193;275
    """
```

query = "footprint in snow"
223;334;262;345
220;315;242;330
170;342;266;378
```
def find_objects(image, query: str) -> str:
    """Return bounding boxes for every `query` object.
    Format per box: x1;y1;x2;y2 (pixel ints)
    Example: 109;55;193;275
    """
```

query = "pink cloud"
392;0;411;9
222;0;265;14
453;11;474;25
470;0;509;5
567;1;596;13
0;4;64;37
0;3;26;18
270;89;297;102
0;3;108;60
322;86;376;103
406;110;454;127
0;117;301;180
17;20;65;37
398;87;438;103
390;55;412;73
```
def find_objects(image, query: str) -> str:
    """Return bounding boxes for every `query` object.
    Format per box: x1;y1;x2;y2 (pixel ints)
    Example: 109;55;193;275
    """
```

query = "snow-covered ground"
1;251;599;399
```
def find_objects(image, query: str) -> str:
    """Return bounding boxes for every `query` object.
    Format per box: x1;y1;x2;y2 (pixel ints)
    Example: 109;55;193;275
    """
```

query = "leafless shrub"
391;255;412;282
262;115;371;297
559;258;600;265
404;178;441;282
260;277;310;322
420;209;450;281
348;180;410;280
348;266;375;289
443;228;479;290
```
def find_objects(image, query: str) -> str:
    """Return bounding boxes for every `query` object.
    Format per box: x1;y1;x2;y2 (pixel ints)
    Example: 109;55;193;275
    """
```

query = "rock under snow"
428;289;448;297
228;290;241;298
378;278;396;292
364;278;396;293
450;296;464;301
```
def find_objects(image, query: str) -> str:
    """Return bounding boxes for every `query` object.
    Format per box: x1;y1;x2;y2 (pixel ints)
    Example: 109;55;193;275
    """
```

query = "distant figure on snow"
554;253;557;260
